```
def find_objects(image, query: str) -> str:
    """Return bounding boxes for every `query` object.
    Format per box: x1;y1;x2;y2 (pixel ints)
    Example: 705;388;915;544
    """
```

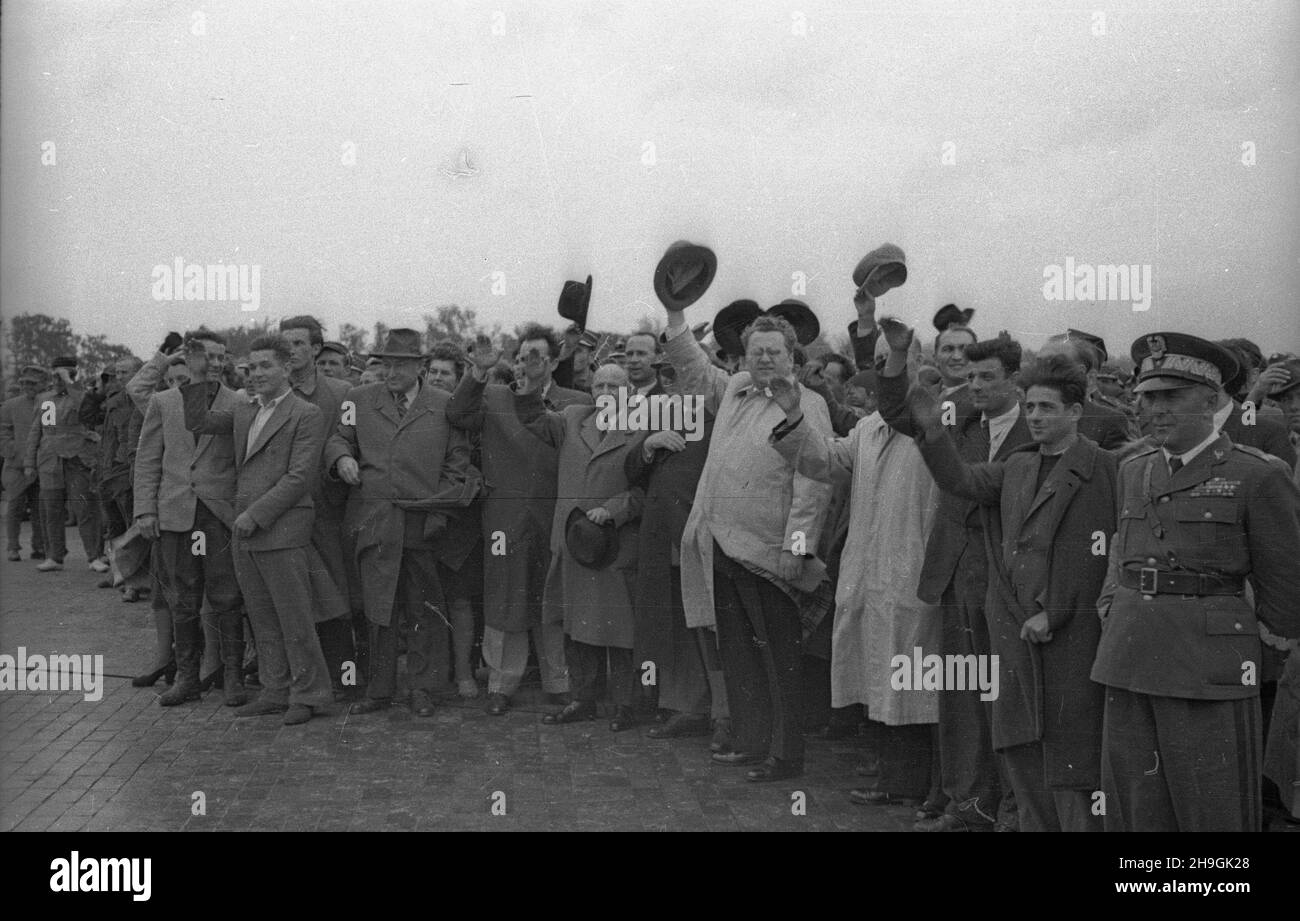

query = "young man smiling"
183;336;334;725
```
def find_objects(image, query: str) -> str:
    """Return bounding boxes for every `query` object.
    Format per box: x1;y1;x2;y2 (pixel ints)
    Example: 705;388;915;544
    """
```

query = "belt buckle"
1139;567;1159;594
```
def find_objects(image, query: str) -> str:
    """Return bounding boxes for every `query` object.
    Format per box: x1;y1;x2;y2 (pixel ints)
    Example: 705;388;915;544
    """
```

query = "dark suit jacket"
183;385;323;551
879;370;1033;602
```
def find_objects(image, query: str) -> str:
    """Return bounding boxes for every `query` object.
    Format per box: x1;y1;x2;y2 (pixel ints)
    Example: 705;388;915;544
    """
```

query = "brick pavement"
0;522;913;832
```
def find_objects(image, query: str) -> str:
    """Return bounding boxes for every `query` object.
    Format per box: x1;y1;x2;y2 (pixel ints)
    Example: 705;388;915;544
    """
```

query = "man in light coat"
2;365;47;561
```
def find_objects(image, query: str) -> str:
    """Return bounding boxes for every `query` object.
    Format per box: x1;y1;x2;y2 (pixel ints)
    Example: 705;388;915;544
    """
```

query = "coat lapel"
1023;438;1094;527
245;396;294;461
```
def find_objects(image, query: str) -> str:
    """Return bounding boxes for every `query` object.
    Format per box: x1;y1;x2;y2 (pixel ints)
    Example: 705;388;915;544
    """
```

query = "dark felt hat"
654;241;717;311
559;275;593;329
851;243;907;293
933;304;974;332
713;299;763;359
768;299;821;346
367;328;426;359
1130;332;1238;394
564;506;619;570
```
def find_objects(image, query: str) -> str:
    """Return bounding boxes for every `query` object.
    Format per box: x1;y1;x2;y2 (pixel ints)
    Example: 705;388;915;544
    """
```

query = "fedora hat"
564;506;619;570
933;303;975;332
367;328;426;360
713;299;763;359
851;243;907;294
654;240;717;311
558;275;593;329
768;299;820;346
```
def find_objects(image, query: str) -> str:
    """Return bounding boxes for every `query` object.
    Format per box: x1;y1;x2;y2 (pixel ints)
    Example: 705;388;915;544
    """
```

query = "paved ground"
0;523;911;832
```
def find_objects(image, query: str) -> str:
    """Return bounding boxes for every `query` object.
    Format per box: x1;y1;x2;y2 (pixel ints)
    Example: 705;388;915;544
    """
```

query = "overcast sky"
3;0;1298;361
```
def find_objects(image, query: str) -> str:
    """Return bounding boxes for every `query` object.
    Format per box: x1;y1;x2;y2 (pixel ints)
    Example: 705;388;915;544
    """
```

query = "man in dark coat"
323;329;474;719
879;327;1032;831
625;384;726;741
910;355;1115;831
446;325;591;716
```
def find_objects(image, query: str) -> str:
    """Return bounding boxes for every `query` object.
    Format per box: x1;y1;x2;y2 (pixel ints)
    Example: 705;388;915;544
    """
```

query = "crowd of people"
2;240;1298;833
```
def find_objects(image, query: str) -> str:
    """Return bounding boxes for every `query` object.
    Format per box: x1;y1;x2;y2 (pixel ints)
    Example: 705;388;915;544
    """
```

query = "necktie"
396;394;408;419
1168;456;1183;476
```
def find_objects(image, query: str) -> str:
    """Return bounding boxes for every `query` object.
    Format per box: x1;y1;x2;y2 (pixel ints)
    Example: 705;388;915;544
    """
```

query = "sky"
3;0;1298;361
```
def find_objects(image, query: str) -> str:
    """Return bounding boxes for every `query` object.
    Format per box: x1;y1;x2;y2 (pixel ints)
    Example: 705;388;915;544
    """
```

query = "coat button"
1203;511;1213;519
1146;558;1157;565
1234;622;1242;631
1142;594;1155;601
1159;496;1170;503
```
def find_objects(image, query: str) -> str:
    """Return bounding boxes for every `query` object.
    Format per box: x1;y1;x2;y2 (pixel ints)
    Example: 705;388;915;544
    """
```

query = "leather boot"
219;608;248;707
158;640;201;706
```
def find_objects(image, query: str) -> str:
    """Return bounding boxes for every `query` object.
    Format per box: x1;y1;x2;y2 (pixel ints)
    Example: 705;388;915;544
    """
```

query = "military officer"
1092;332;1300;832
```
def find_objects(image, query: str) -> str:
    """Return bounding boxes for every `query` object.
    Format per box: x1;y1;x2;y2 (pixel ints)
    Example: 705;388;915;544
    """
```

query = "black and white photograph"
0;0;1297;873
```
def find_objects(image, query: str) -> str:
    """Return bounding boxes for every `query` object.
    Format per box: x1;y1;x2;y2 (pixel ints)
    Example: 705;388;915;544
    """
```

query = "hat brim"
564;506;619;570
768;302;821;346
654;244;718;310
365;351;426;360
713;301;763;358
1133;375;1202;393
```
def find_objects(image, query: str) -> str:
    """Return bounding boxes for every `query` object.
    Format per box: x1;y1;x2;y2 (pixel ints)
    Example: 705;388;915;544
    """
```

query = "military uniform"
1092;333;1300;831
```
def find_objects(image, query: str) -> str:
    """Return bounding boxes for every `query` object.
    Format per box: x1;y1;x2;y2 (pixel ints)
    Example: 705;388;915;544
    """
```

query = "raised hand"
765;375;803;418
798;360;826;390
906;381;944;434
468;335;502;376
645;430;687;454
879;316;914;353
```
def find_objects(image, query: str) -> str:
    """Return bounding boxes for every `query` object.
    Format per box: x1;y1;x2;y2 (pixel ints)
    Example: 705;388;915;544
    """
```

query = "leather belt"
1120;567;1244;596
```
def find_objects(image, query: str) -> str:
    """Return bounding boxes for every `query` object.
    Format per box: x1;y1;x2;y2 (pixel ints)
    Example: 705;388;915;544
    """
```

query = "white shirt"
983;402;1021;462
247;387;291;454
1163;427;1220;471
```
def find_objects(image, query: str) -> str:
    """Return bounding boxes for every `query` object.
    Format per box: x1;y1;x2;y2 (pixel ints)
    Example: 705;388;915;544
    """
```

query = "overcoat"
516;389;642;649
921;433;1115;788
445;375;591;632
322;382;473;627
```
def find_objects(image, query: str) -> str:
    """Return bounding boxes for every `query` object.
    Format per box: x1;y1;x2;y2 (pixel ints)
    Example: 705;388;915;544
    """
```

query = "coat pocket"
1203;606;1259;688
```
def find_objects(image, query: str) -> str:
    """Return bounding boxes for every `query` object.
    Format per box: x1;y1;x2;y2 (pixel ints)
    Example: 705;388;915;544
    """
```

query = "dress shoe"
913;812;993;833
849;789;922;807
350;698;392;715
197;668;224;692
710;750;764;767
97;577;114;589
282;704;314;725
609;705;640;732
234;698;289;718
223;667;248;708
709;718;734;753
121;588;141;603
36;559;63;572
746;757;803;783
7;550;21;562
410;689;436;717
88;558;109;573
132;661;175;688
485;692;510;716
648;712;711;739
542;700;596;724
854;758;881;778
